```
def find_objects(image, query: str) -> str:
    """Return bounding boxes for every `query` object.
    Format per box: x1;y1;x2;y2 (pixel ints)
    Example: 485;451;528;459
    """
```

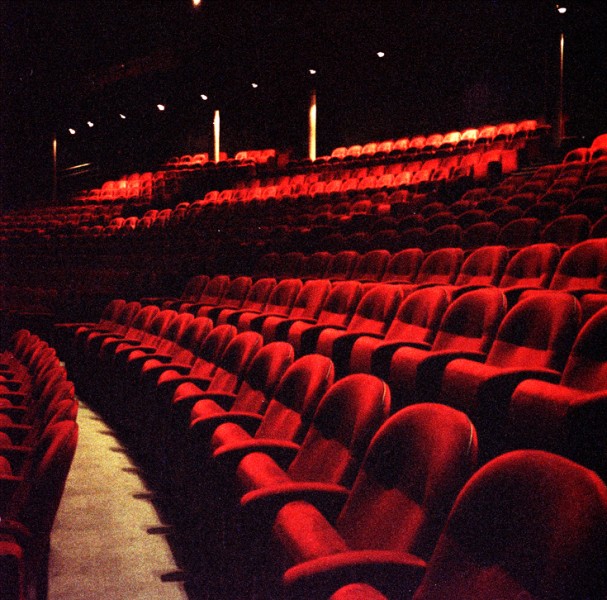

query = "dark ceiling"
2;0;606;206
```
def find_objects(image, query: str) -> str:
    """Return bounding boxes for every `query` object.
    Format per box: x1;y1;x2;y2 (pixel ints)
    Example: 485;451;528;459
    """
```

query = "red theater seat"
413;451;607;600
389;288;506;410
260;279;331;343
507;306;607;476
313;284;404;377
438;292;580;459
289;281;363;356
235;374;390;523
276;404;478;599
209;355;335;467
349;286;450;377
216;278;276;326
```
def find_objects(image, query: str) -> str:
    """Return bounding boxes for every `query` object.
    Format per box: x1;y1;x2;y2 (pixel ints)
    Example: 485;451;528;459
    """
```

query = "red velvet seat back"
414;451;607;600
337;404;478;560
549;238;607;293
229;342;294;414
432;288;507;354
253;354;335;443
454;245;509;287
415;248;464;286
288;374;390;488
498;243;560;291
486;293;580;371
344;285;403;336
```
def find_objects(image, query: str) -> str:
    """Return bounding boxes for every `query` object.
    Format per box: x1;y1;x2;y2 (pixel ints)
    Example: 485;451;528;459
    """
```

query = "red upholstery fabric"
215;277;276;326
349;286;450;376
507;306;607;476
498;243;561;305
276;404;478;599
235;278;302;332
389;288;507;410
438;292;581;458
236;374;390;518
260;279;331;343
194;276;252;320
413;451;607;600
188;342;295;451
210;354;335;461
314;284;404;377
290;281;362;356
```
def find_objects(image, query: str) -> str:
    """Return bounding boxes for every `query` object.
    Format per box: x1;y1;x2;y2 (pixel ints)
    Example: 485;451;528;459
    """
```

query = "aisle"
48;402;190;600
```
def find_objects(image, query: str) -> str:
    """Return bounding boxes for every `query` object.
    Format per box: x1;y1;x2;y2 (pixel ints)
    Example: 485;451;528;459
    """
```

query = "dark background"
2;0;606;208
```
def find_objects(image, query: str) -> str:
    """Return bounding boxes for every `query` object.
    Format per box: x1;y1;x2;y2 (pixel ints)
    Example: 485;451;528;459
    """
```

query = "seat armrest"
283;550;427;600
241;482;349;523
0;392;26;405
232;440;300;470
0;406;28;421
188;392;238;411
0;425;32;445
189;411;262;444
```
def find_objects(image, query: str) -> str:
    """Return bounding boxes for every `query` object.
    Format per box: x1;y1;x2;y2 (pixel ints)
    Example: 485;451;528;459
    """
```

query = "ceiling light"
119;113;126;119
87;121;94;127
251;82;259;89
200;94;208;100
377;51;385;58
68;128;76;135
192;0;202;7
557;5;567;14
309;69;317;75
157;104;166;111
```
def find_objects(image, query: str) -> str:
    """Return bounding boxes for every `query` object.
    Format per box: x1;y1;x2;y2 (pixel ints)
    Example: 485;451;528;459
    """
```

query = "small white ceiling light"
157;104;166;111
68;128;76;135
119;113;126;119
557;5;567;14
87;121;94;127
251;82;259;88
200;94;208;100
309;69;317;75
377;51;385;58
192;0;202;7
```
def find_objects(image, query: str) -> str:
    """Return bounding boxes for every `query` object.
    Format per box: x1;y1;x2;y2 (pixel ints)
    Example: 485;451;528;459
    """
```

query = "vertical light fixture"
52;133;58;204
309;89;317;161
556;5;567;147
213;109;221;163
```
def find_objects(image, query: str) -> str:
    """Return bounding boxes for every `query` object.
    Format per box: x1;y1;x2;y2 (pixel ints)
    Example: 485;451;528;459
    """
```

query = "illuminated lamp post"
52;133;58;204
556;4;567;147
309;88;317;161
213;109;220;163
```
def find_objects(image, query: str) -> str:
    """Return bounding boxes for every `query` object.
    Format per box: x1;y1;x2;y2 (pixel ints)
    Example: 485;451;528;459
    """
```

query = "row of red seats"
0;330;78;600
56;297;607;599
324;119;546;163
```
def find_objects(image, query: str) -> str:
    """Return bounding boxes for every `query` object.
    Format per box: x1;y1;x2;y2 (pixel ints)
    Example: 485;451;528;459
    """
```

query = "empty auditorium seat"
187;342;295;445
413;451;607;600
235;374;390;524
497;243;560;305
210;355;335;468
442;245;509;299
389;288;507;410
260;279;331;343
506;306;607;476
172;274;230;313
438;292;581;459
349;287;450;377
540;214;591;249
234;278;302;333
400;248;464;296
350;250;390;284
216;278;276;326
380;248;424;286
277;404;478;599
288;282;363;356
312;285;404;377
193;276;253;321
